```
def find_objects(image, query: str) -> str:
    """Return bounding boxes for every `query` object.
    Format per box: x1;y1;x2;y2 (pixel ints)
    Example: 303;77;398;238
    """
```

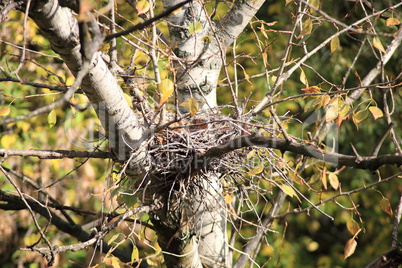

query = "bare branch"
0;148;112;159
104;0;192;42
199;135;402;171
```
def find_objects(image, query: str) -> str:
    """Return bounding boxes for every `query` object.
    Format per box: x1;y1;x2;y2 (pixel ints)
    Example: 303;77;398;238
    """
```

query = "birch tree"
1;0;402;267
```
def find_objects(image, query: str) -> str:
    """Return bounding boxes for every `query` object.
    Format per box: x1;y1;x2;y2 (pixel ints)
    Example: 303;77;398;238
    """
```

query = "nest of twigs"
146;111;258;184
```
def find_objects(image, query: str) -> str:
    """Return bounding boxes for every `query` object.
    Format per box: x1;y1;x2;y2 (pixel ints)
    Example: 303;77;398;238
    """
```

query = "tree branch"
218;0;266;49
197;135;402;171
0;148;112;159
104;0;192;42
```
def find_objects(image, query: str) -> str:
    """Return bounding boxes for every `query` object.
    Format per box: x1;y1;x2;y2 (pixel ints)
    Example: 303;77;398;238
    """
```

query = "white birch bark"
30;0;145;162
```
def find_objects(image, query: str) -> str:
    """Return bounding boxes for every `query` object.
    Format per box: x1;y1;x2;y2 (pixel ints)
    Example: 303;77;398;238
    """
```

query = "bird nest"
147;112;254;183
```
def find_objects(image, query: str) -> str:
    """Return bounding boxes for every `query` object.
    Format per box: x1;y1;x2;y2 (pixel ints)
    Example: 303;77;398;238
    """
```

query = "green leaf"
353;109;369;124
346;219;360;236
47;109;57;128
297;19;313;39
189;22;202;35
330;35;340;54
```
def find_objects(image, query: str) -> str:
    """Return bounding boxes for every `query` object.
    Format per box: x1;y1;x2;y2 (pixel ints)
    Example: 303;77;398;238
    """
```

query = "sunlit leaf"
243;69;252;85
386;17;400;26
180;97;199;117
380;197;393;217
344;238;357;259
300;68;308;86
346;219;360;236
136;0;150;15
297;19;313;39
301;86;320;93
330;35;340;54
280;184;297;200
262;52;269;66
47;109;57;128
189;22;202;35
247;163;265;176
158;79;174;105
322;166;327;190
321;95;331;107
171;6;182;15
0;106;10;116
325;105;339;122
108;233;120;245
373;37;386;53
328;173;339;190
188;97;199;117
369;106;383;120
246;149;256;159
131;246;139;262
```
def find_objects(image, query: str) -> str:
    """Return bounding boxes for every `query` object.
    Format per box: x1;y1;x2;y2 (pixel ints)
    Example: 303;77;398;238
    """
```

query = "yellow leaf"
2;134;18;149
0;106;10;116
243;69;252;85
353;109;369;124
321;95;331;107
300;68;308;86
224;195;233;204
47;109;57;128
328;173;339;190
325;105;339;122
171;7;182;15
280;184;300;202
309;0;320;13
346;219;360;236
369;106;383;120
188;97;199;117
380;197;393;217
386;18;400;26
373;37;386;53
247;163;264;176
108;233;120;245
246;149;256;159
158;79;174;105
131;246;139;263
330;35;340;54
123;93;133;108
322;166;327;190
136;0;150;15
297;19;313;39
344;238;357;259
